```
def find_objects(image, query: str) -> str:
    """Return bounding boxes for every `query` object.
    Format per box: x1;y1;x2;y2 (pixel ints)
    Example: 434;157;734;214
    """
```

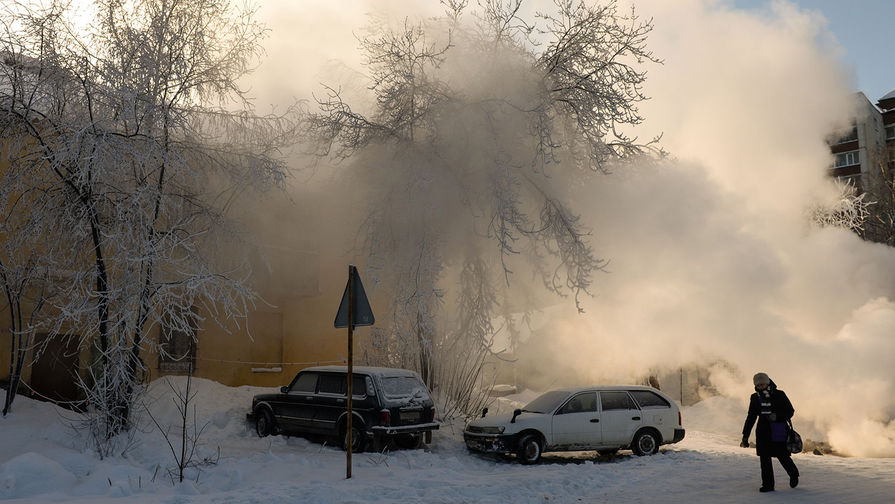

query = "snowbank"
0;379;892;504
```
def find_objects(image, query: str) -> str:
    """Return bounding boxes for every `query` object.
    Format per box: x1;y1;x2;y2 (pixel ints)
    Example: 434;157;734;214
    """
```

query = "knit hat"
753;372;770;386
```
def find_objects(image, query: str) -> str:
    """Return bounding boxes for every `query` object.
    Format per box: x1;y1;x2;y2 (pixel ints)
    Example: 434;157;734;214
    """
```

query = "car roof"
300;365;420;378
554;385;669;394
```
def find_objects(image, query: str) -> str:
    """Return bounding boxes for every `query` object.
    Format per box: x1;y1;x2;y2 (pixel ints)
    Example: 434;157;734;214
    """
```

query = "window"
522;391;570;414
290;372;318;393
317;374;344;395
630;390;671;409
557;392;597;414
351;376;369;397
886;125;895;140
834;150;859;168
381;376;426;399
600;391;638;411
833;127;858;144
158;306;198;373
318;374;369;397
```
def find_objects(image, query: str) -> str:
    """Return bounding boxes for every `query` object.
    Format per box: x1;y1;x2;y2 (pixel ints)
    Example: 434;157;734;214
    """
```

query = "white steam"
249;0;895;457
528;0;895;457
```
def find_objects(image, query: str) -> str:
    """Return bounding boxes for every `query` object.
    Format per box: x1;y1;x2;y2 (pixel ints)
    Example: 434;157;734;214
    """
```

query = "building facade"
829;91;895;244
0;186;358;406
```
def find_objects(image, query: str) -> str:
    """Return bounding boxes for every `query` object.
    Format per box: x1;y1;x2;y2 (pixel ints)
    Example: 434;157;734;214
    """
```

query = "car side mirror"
481;407;488;418
511;408;521;423
280;386;289;394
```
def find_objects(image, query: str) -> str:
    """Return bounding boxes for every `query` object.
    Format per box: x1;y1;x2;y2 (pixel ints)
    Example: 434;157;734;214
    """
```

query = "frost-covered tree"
809;180;870;232
0;177;62;416
308;0;660;416
0;0;295;451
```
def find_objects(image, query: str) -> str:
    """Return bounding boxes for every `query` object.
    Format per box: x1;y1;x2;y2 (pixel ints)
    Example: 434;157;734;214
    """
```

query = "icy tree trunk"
2;295;21;416
416;314;433;389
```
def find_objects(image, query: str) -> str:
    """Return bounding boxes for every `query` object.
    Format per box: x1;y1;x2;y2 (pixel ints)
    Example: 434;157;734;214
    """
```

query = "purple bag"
770;421;787;442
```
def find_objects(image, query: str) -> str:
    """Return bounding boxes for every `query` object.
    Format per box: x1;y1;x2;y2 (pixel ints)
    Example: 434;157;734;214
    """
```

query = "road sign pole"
334;264;373;479
346;265;354;480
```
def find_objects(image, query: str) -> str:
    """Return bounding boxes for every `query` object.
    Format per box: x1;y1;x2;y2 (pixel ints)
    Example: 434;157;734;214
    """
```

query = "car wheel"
341;423;366;453
395;433;423;450
631;429;659;456
597;448;619;457
255;409;275;438
516;434;542;464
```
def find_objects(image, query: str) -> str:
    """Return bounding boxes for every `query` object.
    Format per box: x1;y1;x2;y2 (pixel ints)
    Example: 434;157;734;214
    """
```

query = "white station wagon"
463;386;685;464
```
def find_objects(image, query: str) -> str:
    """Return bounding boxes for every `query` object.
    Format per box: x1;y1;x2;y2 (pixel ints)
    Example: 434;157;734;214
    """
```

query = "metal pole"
680;368;684;405
346;265;354;479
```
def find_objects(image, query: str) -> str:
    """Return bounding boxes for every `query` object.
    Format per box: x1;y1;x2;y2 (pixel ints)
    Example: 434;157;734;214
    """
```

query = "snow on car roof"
300;365;420;378
554;385;668;394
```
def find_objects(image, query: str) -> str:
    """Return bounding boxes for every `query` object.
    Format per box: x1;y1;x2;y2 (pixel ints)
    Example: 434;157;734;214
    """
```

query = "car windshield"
522;391;570;414
381;375;428;399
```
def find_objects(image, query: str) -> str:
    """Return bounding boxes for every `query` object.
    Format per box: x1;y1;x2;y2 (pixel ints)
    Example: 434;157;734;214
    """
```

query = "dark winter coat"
742;380;794;457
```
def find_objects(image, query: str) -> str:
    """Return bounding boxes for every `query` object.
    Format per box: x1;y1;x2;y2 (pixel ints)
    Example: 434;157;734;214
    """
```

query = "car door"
312;373;371;435
312;373;347;434
551;392;601;449
599;391;642;446
280;371;319;433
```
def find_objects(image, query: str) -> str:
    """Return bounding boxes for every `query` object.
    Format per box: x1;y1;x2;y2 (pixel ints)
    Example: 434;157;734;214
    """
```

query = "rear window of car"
630;390;671;408
381;375;427;399
600;391;638;411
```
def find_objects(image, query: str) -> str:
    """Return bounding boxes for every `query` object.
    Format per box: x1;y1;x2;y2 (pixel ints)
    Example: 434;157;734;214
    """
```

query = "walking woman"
741;372;799;492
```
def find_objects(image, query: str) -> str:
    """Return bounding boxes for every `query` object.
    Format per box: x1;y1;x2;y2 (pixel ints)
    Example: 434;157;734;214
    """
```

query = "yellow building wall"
142;251;374;388
1;139;376;391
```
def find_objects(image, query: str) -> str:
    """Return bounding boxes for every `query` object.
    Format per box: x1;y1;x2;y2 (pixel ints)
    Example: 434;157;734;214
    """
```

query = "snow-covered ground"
1;378;893;503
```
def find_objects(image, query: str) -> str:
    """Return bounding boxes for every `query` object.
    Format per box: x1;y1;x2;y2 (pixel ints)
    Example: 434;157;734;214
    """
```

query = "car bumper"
671;428;686;443
463;432;515;453
370;422;440;435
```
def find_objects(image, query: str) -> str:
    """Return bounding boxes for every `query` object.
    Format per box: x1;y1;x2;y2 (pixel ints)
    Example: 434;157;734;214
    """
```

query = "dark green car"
248;366;439;452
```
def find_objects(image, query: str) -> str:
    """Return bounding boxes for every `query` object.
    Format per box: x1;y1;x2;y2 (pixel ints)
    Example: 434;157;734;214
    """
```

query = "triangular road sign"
334;265;375;328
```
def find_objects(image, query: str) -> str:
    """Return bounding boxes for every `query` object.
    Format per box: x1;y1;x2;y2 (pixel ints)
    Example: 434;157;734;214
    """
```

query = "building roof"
881;88;895;101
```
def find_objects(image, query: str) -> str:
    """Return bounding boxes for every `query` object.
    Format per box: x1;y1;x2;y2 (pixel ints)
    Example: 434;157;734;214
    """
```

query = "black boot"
790;475;798;488
759;486;775;493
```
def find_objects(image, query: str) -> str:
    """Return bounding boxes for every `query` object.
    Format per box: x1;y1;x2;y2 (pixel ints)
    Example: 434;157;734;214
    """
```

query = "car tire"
341;422;366;453
631;429;659;456
395;433;423;450
255;409;275;438
516;434;542;464
597;448;619;457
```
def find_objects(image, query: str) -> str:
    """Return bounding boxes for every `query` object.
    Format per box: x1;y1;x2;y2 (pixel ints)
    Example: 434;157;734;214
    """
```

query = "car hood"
466;411;546;432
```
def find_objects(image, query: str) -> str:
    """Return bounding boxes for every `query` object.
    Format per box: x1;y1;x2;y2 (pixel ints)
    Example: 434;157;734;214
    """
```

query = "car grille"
465;425;485;433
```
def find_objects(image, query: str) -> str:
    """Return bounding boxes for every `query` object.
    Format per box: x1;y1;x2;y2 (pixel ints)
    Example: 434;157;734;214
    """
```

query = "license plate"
400;410;421;421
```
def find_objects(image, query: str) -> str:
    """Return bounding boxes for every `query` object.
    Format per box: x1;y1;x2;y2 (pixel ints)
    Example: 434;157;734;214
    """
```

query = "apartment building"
829;91;895;243
878;90;895;173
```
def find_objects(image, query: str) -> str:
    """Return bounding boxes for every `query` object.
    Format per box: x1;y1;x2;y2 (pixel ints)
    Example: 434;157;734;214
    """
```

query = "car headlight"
480;426;505;434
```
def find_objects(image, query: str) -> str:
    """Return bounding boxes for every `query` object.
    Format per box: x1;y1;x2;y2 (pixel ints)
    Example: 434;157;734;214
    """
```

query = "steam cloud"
251;0;895;457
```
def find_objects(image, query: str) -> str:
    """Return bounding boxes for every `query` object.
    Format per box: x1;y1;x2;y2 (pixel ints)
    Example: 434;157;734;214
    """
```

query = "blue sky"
735;0;894;103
